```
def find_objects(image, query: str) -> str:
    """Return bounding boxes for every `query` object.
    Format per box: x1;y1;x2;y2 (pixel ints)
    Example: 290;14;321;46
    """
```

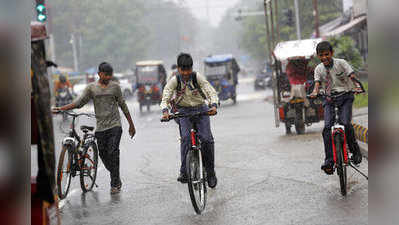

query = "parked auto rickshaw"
135;60;167;113
203;54;240;104
272;39;324;134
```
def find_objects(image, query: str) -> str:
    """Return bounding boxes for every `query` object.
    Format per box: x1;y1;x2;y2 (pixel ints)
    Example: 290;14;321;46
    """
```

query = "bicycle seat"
80;126;94;132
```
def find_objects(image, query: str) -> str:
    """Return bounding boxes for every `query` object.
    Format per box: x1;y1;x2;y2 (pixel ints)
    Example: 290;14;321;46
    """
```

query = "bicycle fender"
62;137;75;147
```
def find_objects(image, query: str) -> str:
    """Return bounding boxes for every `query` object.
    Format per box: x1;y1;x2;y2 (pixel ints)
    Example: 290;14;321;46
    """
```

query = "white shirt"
314;58;355;93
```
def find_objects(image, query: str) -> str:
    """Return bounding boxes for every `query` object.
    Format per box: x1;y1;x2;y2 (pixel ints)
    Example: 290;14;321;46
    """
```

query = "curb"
352;123;368;144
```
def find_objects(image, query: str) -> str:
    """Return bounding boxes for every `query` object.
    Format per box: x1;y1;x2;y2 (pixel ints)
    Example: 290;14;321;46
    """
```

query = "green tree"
328;35;364;70
49;0;199;71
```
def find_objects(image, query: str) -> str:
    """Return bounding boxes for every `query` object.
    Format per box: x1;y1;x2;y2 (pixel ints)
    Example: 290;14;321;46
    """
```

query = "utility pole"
294;0;301;40
70;33;79;72
263;0;272;64
313;0;320;38
274;0;280;42
269;1;275;48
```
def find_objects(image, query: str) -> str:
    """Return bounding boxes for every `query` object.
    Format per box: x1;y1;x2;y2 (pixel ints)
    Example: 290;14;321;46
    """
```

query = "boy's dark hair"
316;41;333;54
177;53;193;69
98;62;113;74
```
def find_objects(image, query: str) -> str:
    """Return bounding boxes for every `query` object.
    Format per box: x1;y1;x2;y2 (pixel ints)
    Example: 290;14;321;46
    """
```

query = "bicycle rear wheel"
186;149;207;214
334;133;347;196
80;142;98;192
57;145;73;199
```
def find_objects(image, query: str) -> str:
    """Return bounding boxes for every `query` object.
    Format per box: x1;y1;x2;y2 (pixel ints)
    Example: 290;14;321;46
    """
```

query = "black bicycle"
55;111;98;199
308;84;368;196
161;110;216;214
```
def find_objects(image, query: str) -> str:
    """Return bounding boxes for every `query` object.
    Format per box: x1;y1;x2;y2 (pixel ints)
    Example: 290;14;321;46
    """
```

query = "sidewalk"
353;107;368;159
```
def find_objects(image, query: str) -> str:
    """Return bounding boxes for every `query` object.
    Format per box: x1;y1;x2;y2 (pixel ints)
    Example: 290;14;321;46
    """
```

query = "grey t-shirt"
73;81;130;132
314;58;355;93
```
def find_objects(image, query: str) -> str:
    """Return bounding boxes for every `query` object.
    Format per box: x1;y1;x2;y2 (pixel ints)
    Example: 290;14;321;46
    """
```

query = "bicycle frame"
190;127;205;186
331;126;349;165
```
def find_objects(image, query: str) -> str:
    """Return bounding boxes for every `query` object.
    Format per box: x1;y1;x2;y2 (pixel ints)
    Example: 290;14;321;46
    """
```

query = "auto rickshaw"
203;54;240;104
135;60;167;113
272;39;324;135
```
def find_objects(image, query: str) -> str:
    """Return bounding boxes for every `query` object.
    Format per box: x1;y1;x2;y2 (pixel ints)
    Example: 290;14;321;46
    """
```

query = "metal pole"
71;33;79;72
269;1;275;48
274;0;280;42
313;0;320;38
263;0;272;63
294;0;301;40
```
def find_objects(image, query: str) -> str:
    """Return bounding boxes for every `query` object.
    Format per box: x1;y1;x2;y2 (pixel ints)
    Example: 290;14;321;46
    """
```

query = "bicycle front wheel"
334;133;347;196
186;149;207;214
57;145;73;199
80;142;98;192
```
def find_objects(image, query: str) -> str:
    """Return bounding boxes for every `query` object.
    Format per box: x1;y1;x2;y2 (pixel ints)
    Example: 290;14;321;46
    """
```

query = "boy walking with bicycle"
53;62;136;194
310;41;363;175
160;53;219;188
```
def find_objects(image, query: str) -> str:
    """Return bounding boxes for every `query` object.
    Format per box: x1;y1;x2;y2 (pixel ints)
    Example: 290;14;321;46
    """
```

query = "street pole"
294;0;301;40
274;0;280;43
263;0;272;64
313;0;320;38
71;33;79;72
269;1;275;48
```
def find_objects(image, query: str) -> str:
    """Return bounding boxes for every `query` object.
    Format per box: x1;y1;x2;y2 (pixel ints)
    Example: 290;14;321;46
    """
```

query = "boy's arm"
160;77;177;113
341;59;362;89
115;85;136;137
197;73;219;108
54;84;91;111
311;66;323;96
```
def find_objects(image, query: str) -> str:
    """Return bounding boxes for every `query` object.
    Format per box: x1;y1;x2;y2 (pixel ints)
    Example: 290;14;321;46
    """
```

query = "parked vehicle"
135;60;167;113
272;39;324;134
203;54;240;104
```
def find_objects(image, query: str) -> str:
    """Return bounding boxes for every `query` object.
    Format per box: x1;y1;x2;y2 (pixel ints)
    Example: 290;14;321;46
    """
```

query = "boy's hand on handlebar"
354;87;364;94
52;107;61;113
208;106;217;116
309;91;318;98
162;111;170;120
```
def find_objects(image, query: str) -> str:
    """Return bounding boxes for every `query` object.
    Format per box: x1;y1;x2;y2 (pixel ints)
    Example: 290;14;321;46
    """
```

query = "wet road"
32;77;368;225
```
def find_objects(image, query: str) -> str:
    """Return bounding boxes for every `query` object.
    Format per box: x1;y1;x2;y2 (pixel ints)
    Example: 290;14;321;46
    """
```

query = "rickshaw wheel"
285;123;292;134
139;103;143;113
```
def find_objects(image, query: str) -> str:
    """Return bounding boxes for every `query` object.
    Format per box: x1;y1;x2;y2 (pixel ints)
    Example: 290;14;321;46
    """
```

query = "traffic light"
35;0;47;22
283;9;294;27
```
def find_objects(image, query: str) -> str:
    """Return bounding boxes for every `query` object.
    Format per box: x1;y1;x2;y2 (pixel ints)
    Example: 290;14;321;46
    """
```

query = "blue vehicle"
204;54;240;104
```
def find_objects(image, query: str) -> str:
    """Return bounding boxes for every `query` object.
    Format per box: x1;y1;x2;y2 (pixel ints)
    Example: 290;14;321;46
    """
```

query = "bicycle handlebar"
53;110;95;118
307;89;365;99
160;111;217;122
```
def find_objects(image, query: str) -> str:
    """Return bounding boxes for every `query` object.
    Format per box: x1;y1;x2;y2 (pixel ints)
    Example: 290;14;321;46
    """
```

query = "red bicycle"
309;84;368;196
161;110;216;214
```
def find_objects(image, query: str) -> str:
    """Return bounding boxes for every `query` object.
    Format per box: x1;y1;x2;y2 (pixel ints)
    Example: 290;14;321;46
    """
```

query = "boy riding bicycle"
160;53;219;188
310;41;363;175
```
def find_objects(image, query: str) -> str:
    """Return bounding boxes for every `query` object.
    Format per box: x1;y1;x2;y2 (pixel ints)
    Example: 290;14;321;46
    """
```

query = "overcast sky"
168;0;241;27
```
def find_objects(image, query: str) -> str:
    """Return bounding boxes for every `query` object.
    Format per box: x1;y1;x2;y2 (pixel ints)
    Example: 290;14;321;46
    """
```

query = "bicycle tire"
186;149;207;214
80;142;98;192
334;133;347;196
57;145;73;199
